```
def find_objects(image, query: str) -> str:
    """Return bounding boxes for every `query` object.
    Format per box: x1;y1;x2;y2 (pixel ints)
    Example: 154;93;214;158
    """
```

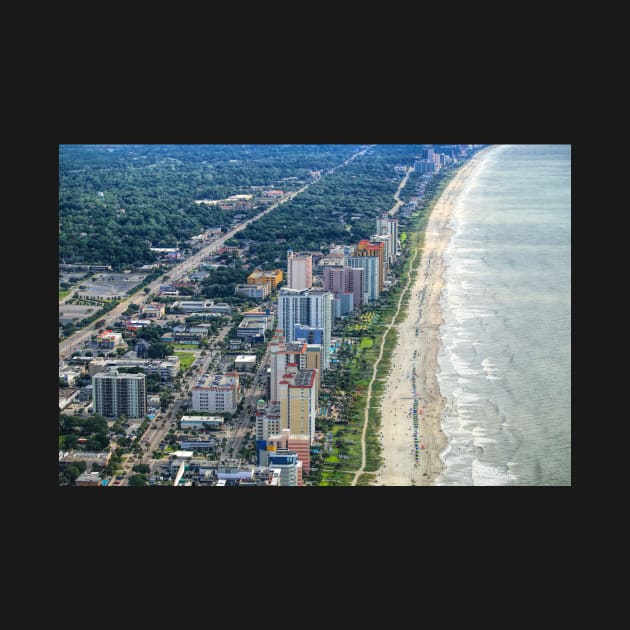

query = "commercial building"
234;283;269;299
331;292;354;317
208;302;231;314
234;354;257;371
159;285;180;296
75;471;102;487
414;160;434;174
191;373;241;414
277;288;332;369
371;234;393;273
278;363;318;443
59;368;80;386
355;240;385;294
88;356;180;380
346;255;379;302
267;449;302;486
172;300;214;313
322;265;364;309
286;251;313;290
180;416;224;430
255;401;281;441
178;440;217;452
258;430;311;478
140;303;166;319
59;450;112;468
269;331;308;402
247;269;283;290
287;434;311;476
96;330;124;349
92;370;146;418
237;317;269;343
145;356;180;380
293;323;324;346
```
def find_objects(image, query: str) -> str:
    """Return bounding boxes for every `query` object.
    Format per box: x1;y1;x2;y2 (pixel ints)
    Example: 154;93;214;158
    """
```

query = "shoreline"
374;148;495;486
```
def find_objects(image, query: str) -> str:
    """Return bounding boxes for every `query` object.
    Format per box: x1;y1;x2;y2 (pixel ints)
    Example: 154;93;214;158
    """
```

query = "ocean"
435;144;571;485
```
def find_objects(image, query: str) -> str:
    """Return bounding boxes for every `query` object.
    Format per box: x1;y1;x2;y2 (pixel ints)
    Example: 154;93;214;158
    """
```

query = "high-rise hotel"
286;250;313;290
277;288;333;369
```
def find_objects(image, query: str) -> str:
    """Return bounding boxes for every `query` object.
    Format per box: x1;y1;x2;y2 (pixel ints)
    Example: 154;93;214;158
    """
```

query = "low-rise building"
180;415;225;430
96;330;124;349
145;356;180;380
237;317;268;343
247;269;283;290
59;368;81;386
75;471;102;487
172;300;213;312
59;450;112;468
234;354;257;372
188;326;210;337
208;302;231;314
178;440;218;451
234;283;270;299
140;303;166;319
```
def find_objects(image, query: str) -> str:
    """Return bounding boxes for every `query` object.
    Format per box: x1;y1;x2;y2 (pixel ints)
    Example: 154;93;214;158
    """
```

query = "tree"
133;464;150;474
147;342;173;359
129;474;147;486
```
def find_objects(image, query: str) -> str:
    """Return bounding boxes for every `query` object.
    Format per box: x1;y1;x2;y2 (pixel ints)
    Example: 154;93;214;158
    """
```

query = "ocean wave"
471;459;514;486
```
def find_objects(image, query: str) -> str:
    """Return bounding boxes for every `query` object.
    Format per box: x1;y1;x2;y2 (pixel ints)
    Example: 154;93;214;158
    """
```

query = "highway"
59;144;373;362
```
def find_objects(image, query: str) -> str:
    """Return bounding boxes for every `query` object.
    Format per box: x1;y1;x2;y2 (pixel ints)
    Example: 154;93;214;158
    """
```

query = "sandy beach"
374;150;492;486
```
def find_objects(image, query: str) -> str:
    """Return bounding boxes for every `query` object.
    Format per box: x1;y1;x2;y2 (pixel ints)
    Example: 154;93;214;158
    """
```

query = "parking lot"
76;273;146;299
59;303;97;325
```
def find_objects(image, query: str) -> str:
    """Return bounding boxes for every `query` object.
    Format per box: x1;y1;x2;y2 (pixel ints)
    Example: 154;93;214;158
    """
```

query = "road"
220;345;271;460
114;322;232;485
59;144;374;362
389;165;413;216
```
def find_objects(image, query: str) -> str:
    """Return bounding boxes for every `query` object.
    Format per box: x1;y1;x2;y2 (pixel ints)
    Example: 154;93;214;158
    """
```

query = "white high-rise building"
286;250;313;290
92;370;146;419
277;288;332;369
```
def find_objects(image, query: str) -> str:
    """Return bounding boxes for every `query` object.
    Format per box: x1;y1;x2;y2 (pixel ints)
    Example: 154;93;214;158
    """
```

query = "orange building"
247;269;283;290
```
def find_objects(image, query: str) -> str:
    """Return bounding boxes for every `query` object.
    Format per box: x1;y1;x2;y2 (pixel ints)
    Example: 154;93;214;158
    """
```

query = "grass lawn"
59;288;70;300
359;337;373;349
175;352;195;370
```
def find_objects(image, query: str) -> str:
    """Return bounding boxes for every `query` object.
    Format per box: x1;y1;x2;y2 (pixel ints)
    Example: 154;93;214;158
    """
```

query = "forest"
59;144;362;268
227;144;428;267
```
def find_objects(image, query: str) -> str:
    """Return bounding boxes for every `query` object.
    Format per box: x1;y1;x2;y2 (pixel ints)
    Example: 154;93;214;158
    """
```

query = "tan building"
278;364;318;443
140;303;166;319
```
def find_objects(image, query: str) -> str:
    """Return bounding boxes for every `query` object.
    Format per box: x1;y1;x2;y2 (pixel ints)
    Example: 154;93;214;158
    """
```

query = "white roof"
171;451;194;458
235;354;256;362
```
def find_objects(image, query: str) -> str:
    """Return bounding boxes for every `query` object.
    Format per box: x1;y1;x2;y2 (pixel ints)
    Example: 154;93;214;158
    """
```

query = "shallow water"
434;145;571;486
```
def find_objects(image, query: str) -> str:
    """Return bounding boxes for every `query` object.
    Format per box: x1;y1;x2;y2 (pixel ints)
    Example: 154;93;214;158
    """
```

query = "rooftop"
292;369;316;388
